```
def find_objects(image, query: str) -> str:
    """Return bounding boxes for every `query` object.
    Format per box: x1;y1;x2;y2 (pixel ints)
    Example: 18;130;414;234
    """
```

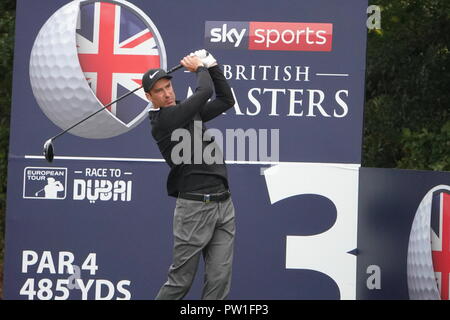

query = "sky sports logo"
205;21;333;51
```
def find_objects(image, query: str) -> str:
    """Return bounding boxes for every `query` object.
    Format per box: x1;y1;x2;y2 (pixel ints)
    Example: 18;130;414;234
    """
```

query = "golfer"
143;50;235;300
44;177;64;199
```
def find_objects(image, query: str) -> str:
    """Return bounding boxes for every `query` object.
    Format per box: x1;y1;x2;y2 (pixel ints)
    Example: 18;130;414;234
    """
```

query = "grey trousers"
155;196;235;300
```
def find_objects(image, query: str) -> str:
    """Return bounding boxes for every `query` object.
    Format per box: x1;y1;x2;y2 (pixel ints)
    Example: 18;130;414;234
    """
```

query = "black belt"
178;190;231;203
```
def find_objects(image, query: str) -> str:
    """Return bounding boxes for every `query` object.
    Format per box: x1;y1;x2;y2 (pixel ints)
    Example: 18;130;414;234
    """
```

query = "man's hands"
180;55;203;72
193;49;217;68
180;50;218;72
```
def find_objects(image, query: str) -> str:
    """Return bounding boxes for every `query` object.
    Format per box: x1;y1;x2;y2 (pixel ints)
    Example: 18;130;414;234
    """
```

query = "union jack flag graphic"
431;191;450;300
76;1;164;124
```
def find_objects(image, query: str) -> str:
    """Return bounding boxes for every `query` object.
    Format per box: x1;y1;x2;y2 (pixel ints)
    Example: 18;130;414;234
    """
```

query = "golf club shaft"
35;187;45;196
167;63;183;73
50;85;142;142
49;63;183;142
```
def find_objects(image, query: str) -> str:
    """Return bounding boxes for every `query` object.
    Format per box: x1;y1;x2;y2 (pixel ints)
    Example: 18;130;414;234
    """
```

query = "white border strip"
316;73;349;77
25;155;166;162
24;155;360;168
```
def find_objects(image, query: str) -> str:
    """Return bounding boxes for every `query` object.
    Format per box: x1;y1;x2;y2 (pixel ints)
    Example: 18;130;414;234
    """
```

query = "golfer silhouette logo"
35;178;64;199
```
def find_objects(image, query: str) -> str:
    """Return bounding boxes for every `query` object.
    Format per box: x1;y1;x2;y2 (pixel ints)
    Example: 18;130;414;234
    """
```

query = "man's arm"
199;65;235;122
157;65;214;130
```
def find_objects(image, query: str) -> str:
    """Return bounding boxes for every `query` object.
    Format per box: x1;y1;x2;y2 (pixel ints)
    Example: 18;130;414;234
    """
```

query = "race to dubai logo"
29;0;167;139
407;185;450;300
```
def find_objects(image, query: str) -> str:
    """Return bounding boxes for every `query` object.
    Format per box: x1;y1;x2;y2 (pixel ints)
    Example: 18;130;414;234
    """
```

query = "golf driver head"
43;139;54;162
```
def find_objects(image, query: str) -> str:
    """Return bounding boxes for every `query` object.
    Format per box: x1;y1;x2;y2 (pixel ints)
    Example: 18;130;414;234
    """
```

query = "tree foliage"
364;0;450;170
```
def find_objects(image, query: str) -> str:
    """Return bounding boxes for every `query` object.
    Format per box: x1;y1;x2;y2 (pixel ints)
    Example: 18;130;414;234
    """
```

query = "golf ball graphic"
407;185;450;300
29;0;166;139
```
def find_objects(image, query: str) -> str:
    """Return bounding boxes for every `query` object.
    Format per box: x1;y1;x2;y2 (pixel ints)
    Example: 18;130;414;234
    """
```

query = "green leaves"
364;0;450;171
398;121;450;171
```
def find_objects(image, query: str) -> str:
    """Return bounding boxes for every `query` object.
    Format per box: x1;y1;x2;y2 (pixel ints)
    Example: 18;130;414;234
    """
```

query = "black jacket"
149;66;234;197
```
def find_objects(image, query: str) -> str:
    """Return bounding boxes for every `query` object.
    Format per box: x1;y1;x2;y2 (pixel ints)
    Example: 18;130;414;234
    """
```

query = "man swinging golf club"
143;50;236;300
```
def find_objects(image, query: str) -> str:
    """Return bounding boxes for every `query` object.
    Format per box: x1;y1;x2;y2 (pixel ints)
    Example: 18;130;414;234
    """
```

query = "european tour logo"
205;21;333;51
23;167;67;200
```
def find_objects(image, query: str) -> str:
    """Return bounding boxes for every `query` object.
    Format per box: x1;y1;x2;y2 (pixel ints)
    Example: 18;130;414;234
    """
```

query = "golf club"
35;188;45;196
43;63;183;162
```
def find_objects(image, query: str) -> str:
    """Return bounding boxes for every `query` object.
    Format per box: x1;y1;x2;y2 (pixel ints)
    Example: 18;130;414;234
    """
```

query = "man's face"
145;78;176;108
